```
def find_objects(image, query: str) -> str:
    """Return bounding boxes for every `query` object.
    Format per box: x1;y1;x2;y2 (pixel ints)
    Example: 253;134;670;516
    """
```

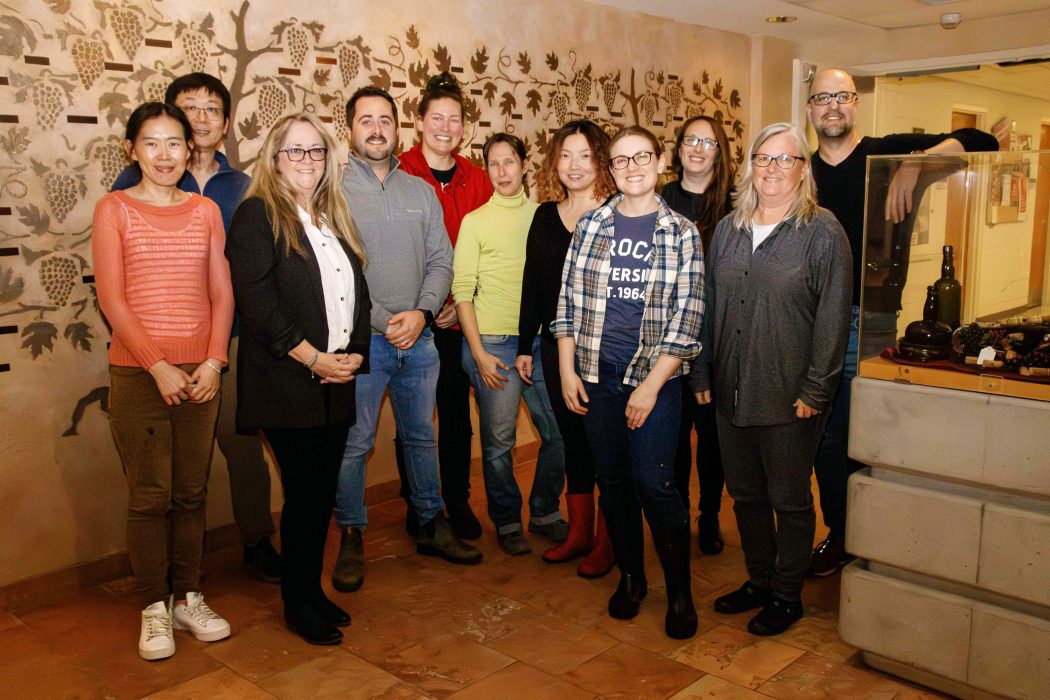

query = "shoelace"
143;611;172;642
184;597;220;625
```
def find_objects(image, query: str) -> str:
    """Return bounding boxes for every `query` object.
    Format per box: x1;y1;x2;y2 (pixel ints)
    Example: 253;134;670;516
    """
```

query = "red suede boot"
542;494;594;563
577;509;615;578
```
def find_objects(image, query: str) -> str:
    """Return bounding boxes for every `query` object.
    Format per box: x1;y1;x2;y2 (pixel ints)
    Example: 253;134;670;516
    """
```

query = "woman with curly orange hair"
516;119;616;577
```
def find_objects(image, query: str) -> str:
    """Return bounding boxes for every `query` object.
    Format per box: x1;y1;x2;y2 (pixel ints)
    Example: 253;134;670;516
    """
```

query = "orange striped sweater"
92;190;234;369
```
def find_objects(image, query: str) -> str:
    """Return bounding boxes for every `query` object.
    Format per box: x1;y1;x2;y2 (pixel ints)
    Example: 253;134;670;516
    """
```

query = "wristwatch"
417;308;435;326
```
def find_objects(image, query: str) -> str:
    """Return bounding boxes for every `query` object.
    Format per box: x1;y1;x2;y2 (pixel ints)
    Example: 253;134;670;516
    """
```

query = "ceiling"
582;0;1050;99
582;0;1050;42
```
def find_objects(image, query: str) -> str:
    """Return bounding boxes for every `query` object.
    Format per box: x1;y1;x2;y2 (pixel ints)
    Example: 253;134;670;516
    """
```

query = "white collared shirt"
298;206;356;352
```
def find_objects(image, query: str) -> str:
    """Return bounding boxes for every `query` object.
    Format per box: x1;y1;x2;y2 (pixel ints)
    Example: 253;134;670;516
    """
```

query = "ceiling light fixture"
766;16;797;23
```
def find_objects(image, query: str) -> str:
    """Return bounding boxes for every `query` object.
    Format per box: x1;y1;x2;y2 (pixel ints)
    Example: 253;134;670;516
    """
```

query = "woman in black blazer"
227;113;370;646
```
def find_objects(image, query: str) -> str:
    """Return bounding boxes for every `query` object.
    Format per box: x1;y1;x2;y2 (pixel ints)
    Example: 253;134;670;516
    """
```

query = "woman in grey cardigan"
690;122;852;636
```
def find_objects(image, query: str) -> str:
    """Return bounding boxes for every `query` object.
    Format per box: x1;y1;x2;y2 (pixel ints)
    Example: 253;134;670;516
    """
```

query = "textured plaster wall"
0;0;750;586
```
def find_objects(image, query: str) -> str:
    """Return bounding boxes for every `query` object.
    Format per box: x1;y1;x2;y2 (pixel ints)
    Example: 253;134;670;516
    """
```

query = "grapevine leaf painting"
0;0;748;371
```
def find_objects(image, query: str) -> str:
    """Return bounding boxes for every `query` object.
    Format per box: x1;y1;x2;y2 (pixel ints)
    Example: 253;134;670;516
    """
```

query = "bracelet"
204;360;223;374
303;350;319;370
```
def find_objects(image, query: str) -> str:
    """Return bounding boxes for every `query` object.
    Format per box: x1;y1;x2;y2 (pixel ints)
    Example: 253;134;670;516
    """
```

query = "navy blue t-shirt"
599;210;655;366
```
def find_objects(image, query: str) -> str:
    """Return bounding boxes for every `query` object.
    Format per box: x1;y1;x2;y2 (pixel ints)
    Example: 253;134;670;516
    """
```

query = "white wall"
873;75;1050;324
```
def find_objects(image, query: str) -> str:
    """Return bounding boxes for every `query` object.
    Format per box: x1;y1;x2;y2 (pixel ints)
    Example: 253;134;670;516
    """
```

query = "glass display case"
857;150;1050;401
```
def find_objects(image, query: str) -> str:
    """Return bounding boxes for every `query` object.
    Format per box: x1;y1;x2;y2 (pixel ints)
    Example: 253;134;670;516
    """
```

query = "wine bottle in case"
934;245;962;330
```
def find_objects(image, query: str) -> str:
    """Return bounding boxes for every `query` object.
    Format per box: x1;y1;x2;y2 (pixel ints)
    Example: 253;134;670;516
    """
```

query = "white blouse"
298;206;356;352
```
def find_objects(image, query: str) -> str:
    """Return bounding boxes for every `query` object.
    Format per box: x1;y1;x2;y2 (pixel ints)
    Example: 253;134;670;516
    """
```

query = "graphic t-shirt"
599;210;656;366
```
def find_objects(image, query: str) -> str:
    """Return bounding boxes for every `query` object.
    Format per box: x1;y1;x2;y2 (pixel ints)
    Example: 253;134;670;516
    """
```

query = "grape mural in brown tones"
0;0;748;371
175;15;216;73
33;159;89;225
100;1;146;61
39;256;78;306
60;28;110;91
85;136;129;188
10;71;76;131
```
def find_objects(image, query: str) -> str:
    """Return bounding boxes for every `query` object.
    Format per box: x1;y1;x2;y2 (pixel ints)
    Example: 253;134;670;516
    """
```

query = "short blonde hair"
245;113;366;265
731;122;817;230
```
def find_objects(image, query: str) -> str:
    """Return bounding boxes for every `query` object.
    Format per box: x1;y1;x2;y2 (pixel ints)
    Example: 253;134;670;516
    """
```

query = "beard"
816;116;852;139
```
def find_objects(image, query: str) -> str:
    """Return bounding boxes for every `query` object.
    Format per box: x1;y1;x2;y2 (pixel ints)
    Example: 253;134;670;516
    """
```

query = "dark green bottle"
934;245;962;330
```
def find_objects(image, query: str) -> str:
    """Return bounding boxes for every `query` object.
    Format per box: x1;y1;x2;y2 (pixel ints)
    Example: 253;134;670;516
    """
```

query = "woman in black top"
227;114;371;646
660;115;734;556
515;120;616;577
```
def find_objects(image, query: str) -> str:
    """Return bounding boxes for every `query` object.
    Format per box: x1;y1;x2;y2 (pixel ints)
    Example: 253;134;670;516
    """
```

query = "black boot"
608;572;648;619
602;501;647;620
651;524;698;639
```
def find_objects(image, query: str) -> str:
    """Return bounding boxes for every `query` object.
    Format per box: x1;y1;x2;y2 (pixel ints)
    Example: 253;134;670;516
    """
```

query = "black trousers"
539;334;596;495
398;326;473;505
263;422;350;606
674;384;725;516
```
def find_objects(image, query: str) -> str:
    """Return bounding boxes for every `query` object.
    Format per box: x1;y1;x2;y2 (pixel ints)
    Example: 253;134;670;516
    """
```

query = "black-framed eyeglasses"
276;147;328;162
610;151;654;170
752;153;803;169
807;91;857;106
180;105;224;120
682;136;718;151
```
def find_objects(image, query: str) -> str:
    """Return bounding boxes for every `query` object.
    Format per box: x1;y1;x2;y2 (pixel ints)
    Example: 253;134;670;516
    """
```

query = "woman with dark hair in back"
553;126;704;639
93;102;234;660
227;113;371;646
517;119;616;577
660;115;735;556
397;72;493;539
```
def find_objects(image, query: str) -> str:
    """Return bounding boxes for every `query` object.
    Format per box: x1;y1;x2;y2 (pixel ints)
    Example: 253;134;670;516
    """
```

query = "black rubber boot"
602;502;647;620
651;524;698;639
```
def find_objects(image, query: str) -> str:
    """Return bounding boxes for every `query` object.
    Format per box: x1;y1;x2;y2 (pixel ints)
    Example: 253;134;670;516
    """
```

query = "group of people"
92;65;1000;661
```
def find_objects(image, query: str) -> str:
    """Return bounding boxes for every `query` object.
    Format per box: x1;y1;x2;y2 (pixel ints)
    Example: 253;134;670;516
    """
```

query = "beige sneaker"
172;592;231;642
138;598;175;660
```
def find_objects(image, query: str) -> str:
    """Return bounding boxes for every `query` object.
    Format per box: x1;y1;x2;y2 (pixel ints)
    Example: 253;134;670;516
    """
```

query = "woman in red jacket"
398;72;492;539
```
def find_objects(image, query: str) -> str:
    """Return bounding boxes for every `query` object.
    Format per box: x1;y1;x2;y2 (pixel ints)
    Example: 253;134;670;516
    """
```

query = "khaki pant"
109;365;219;603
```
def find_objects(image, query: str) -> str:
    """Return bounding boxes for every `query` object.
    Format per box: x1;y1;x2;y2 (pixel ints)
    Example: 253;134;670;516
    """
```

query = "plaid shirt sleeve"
654;214;703;359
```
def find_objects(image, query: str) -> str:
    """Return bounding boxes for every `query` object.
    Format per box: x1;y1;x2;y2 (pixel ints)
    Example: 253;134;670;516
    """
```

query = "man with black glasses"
805;68;1001;576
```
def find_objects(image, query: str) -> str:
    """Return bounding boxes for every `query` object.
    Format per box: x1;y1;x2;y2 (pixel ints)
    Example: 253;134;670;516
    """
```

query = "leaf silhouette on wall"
22;321;58;359
64;322;94;351
0;14;38;60
0;266;25;304
432;44;451;73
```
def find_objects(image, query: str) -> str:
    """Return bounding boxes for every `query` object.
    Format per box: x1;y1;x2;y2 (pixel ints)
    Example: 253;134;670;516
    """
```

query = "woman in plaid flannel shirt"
552;126;704;640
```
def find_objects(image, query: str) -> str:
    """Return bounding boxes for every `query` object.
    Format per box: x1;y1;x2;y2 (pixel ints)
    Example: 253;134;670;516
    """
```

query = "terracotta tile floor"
0;455;948;699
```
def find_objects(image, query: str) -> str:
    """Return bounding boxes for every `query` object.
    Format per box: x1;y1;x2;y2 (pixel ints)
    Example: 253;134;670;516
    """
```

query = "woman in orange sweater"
92;102;235;661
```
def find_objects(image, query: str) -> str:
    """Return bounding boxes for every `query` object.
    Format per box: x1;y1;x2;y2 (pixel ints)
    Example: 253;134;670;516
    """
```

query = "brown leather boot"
542;494;594;563
332;527;364;592
577;509;615;578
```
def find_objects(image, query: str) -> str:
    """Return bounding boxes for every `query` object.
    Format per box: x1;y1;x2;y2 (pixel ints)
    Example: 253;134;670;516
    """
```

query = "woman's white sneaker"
172;592;231;642
139;598;175;660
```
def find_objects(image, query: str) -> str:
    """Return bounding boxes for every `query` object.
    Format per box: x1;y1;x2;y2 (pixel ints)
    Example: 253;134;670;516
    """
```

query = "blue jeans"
335;331;443;530
813;307;863;540
462;335;565;535
582;360;689;535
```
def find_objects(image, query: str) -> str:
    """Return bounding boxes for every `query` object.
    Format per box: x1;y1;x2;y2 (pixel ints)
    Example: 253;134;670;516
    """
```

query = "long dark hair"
125;101;193;142
671;116;735;249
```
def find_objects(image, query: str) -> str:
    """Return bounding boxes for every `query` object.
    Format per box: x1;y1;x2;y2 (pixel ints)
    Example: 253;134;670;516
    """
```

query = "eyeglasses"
682;136;718;151
610;151;654;170
751;153;803;169
180;105;225;120
807;91;857;106
277;147;328;162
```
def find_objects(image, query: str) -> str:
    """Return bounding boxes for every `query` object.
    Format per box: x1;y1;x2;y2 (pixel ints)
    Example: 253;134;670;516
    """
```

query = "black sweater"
811;128;998;305
517;201;575;355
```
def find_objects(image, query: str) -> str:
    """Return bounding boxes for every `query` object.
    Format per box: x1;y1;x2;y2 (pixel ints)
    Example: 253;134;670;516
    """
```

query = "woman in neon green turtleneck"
452;133;567;557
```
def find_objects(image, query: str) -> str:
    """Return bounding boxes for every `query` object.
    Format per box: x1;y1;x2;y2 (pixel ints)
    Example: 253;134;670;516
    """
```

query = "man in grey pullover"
333;88;481;593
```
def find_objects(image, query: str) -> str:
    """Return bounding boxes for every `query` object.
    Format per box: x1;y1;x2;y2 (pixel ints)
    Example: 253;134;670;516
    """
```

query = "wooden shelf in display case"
858;356;1050;402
